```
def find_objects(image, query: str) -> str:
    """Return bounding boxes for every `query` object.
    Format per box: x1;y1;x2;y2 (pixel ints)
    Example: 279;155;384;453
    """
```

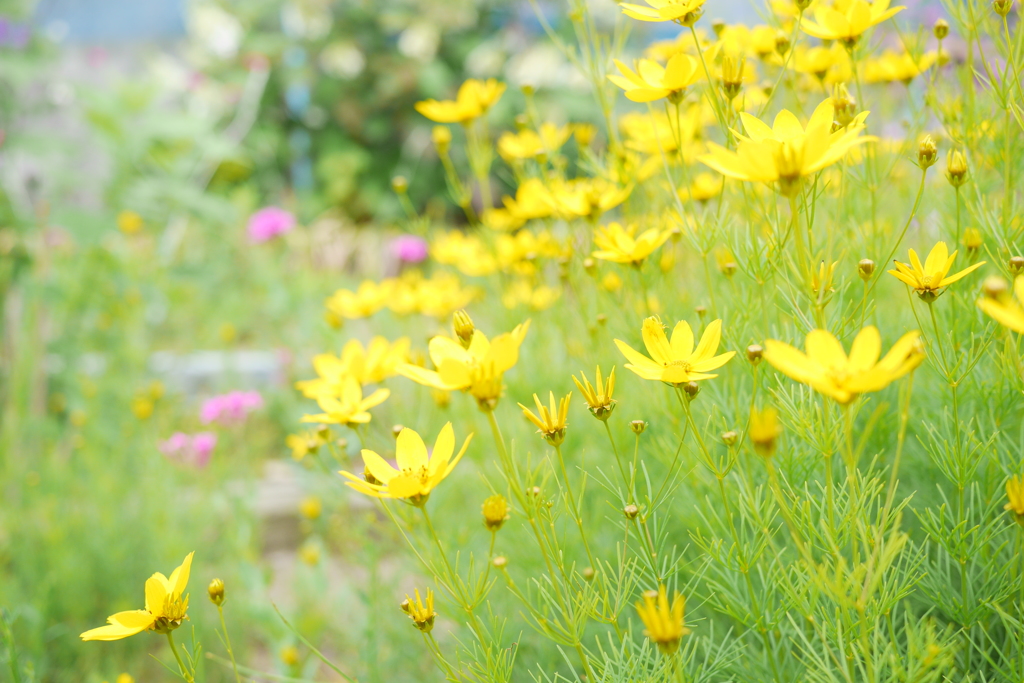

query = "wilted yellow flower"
414;78;506;123
301;376;390;427
615;317;736;386
573;366;617;420
401;588;437;633
620;0;705;25
749;406;782;457
811;260;839;295
592;222;673;265
609;53;703;102
81;553;194;641
519;391;571;445
341;423;472;504
117;210;144;235
800;0;905;46
635;585;691;654
1005;475;1024;516
763;326;924;404
977;275;1024;333
962;228;983;252
888;242;985;302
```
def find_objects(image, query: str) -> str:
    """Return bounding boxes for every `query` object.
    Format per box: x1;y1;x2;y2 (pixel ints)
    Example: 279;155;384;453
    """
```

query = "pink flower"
160;432;218;468
390;235;429;263
200;390;264;425
191;432;217;467
247;207;296;243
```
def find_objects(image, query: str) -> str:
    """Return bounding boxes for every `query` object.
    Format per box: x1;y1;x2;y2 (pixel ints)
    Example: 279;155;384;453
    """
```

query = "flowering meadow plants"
4;0;1024;682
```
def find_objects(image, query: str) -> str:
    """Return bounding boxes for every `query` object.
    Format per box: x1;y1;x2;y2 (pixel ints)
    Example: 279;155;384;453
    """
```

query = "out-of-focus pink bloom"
247;207;296;243
160;432;218;468
200;390;264;425
391;234;429;263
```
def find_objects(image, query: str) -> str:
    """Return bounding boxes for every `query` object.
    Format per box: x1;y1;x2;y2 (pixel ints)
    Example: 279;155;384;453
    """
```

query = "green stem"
166;632;193;683
218;605;242;683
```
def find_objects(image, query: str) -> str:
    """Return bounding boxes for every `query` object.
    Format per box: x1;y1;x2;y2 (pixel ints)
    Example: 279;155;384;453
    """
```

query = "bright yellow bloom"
635;586;691;655
800;0;905;45
519;391;571;445
573;366;617;420
397;321;531;409
414;78;506;123
341;423;472;504
296;337;410;396
1005;475;1024;516
592;222;673;265
763;326;924;404
81;553;194;641
749;406;782;457
401;588;437;632
615;317;736;385
620;0;705;24
888;242;985;302
501;178;557;222
497;122;571;160
609;53;703;103
698;100;874;196
301;376;390;426
977;275;1024;333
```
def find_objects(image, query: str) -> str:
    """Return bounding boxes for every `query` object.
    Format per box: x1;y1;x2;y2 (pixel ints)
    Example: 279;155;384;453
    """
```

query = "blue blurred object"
33;0;185;43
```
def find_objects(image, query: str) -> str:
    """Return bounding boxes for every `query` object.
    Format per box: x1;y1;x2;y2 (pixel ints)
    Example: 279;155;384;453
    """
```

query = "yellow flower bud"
1010;256;1024;275
482;494;510;530
933;18;949;39
946;149;969;187
208;578;225;606
630;420;647;434
747;344;764;364
624;503;640;519
432;125;452;154
858;258;876;280
453;309;475;347
918;134;938;169
390;175;408;194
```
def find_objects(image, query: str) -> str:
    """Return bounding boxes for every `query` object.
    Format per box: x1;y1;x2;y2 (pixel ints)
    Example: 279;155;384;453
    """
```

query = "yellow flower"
296;337;411;396
519;391;572;445
573;366;617;420
620;0;705;25
608;53;704;102
482;495;510;530
341;423;472;504
1005;475;1024;516
977;275;1024;333
800;0;905;46
547;177;632;221
763;326;924;404
286;430;327;460
401;588;437;632
888;242;985;302
749;406;782;457
699;100;874;197
615;317;736;386
117;210;144;235
81;553;194;641
602;272;624;292
592;222;673;265
300;496;322;520
683;172;722;202
397;321;531;409
862;49;938;84
635;586;691;654
497;122;572;160
325;280;392;320
116;674;135;683
414;78;506;123
811;259;839;296
131;396;154;420
281;645;300;666
301;376;390;426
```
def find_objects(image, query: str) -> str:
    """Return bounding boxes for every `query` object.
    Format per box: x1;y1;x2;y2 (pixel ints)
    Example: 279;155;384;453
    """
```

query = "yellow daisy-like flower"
301;375;390;426
341;423;472;505
497;122;572;160
763;326;924;404
608;53;704;103
325;280;392;320
888;242;985;302
414;78;506;124
620;0;705;25
698;100;874;197
977;275;1024;333
519;391;572;445
615;317;736;386
592;222;673;265
296;336;411;396
81;553;194;641
573;366;617;420
635;586;691;655
397;321;531;409
800;0;905;46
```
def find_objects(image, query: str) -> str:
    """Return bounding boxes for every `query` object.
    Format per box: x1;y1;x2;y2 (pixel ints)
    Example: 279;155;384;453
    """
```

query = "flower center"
666;360;693;372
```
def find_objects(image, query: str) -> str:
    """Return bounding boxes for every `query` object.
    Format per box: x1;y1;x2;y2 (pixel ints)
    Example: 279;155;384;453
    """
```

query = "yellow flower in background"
609;53;704;103
401;588;437;632
620;0;705;25
615;317;736;385
115;674;135;683
573;366;617;420
592;222;673;265
414;78;506;123
862;49;937;84
749;406;782;457
397;320;531;408
547;177;632;221
501;178;557;223
131;396;154;420
501;279;561;311
301;376;390;426
1005;475;1024;516
431;231;498;276
698;100;874;196
325;280;392;320
341;423;472;504
81;553;194;641
281;645;301;665
800;0;905;45
497;122;572;160
296;336;411;397
888;242;985;302
117;210;144;235
683;172;723;202
300;496;322;520
635;586;691;654
763;326;924;404
977;275;1024;333
519;391;572;445
286;429;327;460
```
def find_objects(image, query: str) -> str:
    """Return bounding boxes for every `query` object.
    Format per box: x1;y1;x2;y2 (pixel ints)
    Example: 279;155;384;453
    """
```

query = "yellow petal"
642;317;674;364
692;319;723;361
396;428;429;471
805;330;847;367
669;320;695;358
847;326;882;371
360;449;399;483
168;551;194;598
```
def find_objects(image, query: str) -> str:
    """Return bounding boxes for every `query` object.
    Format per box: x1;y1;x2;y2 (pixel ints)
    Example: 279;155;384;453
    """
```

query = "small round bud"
683;381;701;401
583;257;597;275
513;113;529;130
390;176;408;194
946;149;969;187
933;18;949;39
993;0;1014;16
746;344;764;364
1009;256;1024;275
596;313;607;325
281;646;300;667
858;258;876;280
453;309;475;347
794;0;812;9
695;305;707;318
963;228;983;253
918;134;938;169
431;126;452;154
722;430;738;446
830;84;856;127
983;276;1009;300
529;485;542;497
482;494;510;531
582;567;596;581
492;555;508;568
521;84;536;97
774;30;790;56
630;420;647;435
391;424;404;438
711;18;726;37
623;504;640;519
208;578;225;606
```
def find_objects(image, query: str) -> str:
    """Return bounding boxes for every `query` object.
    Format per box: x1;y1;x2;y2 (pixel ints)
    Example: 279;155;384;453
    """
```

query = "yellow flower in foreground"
592;222;672;265
519;391;572;445
977;275;1024;333
414;78;506;123
800;0;905;46
749;406;782;457
763;326;924;404
888;242;985;302
609;53;703;103
699;100;873;196
301;376;390;426
620;0;705;25
615;317;736;386
341;423;472;505
636;586;691;655
81;553;194;641
397;321;531;409
1005;475;1024;516
573;366;617;420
